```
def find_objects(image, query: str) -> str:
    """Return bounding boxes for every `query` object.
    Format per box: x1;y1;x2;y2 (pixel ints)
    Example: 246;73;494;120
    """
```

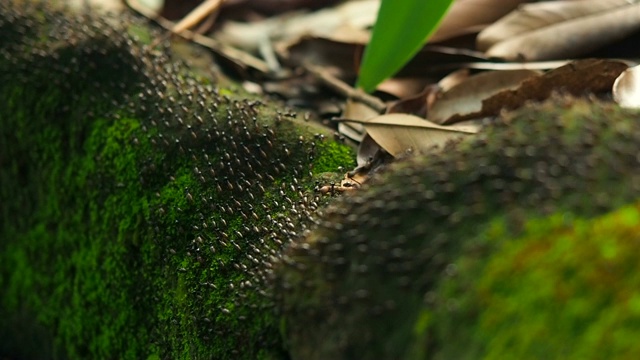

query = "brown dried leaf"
430;69;540;124
479;0;640;61
443;59;629;124
358;114;480;157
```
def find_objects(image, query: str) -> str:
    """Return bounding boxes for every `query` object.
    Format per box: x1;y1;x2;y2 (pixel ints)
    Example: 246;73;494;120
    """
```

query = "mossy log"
276;99;640;359
0;2;353;359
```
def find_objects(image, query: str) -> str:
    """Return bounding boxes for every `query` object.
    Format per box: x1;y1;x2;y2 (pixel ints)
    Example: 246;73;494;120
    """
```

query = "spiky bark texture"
0;2;352;359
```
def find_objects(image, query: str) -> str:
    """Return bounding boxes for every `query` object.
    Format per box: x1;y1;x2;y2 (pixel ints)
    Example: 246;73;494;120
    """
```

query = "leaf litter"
123;0;640;192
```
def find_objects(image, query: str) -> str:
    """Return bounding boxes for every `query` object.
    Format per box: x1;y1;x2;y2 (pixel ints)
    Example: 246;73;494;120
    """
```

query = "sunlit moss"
431;203;640;359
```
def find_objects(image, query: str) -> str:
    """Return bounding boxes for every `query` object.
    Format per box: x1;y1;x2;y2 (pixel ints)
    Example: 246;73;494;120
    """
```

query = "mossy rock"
0;2;353;359
431;202;640;359
276;98;640;359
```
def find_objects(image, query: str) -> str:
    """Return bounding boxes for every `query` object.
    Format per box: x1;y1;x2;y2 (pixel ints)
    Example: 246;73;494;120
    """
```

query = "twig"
149;0;224;49
303;62;387;113
172;0;224;35
125;0;271;74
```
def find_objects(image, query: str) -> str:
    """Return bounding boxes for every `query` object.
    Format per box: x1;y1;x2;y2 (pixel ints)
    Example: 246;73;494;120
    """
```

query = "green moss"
312;139;355;174
431;203;640;359
277;98;640;359
0;2;353;359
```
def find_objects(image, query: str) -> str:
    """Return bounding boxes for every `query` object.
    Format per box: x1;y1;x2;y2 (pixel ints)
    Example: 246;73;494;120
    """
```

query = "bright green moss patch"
311;139;355;174
431;203;640;359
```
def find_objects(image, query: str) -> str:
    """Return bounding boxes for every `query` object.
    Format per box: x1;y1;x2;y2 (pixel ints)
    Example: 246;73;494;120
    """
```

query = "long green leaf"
356;0;455;93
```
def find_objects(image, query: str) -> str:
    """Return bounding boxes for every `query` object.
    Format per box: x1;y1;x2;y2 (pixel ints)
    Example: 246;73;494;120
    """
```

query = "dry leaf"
479;0;640;61
339;98;380;142
355;113;480;157
356;133;382;167
430;0;527;43
376;78;433;99
437;68;470;92
477;0;629;50
220;0;379;52
442;59;629;124
282;38;488;80
435;60;570;72
386;84;440;118
430;69;540;124
613;64;640;109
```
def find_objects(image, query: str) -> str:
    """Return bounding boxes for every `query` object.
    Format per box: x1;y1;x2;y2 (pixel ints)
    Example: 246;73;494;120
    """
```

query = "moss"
311;139;354;174
432;203;640;359
276;98;640;359
0;2;353;359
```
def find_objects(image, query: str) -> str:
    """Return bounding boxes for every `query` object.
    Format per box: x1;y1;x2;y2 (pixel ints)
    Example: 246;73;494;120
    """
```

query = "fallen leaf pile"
124;0;640;189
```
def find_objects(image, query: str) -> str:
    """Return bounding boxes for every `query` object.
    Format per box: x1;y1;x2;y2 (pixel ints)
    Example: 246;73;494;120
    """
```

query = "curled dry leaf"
430;0;527;43
356;133;382;167
479;0;640;61
429;69;540;124
386;84;440;118
376;78;432;99
437;68;470;92
613;65;640;109
442;59;630;124
354;113;480;157
339;98;381;142
477;0;630;51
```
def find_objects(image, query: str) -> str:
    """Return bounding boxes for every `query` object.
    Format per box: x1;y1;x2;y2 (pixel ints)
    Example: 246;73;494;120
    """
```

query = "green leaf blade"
357;0;455;93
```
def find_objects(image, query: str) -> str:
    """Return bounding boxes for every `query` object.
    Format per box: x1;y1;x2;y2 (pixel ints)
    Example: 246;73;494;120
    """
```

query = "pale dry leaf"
437;60;569;72
437;68;470;92
430;0;527;43
480;1;640;61
376;78;432;99
429;69;540;124
613;65;640;109
358;113;480;157
477;0;630;51
338;98;380;142
219;0;379;52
